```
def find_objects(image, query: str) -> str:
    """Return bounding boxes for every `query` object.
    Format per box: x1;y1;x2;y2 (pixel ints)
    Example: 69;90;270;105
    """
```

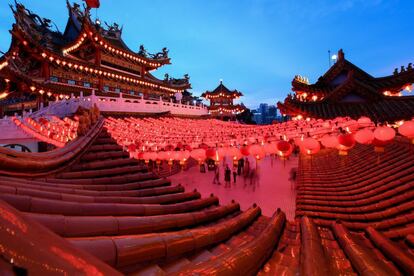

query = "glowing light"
0;61;8;71
0;92;8;99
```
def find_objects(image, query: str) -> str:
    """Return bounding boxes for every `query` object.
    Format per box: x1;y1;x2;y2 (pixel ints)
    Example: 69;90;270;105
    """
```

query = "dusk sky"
0;0;413;109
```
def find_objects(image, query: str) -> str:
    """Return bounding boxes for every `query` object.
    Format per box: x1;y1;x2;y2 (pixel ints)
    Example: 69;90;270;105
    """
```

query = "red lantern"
337;133;355;155
241;145;251;156
206;148;216;158
301;138;320;155
276;141;293;158
190;149;206;163
357;116;372;127
276;141;291;152
250;144;265;160
373;126;395;152
399;121;414;143
320;135;339;148
354;129;374;145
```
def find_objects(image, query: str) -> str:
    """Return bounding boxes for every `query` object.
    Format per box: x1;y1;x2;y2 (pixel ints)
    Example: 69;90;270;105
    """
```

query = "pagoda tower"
201;81;246;119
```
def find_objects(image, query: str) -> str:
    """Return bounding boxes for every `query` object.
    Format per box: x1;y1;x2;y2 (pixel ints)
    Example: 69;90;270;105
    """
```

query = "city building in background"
252;103;280;124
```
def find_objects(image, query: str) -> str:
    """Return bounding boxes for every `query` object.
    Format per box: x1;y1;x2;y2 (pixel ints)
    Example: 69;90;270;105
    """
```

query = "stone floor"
169;155;298;220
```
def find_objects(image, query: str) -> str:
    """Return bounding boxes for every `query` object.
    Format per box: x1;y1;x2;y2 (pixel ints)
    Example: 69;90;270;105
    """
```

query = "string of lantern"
13;116;79;148
104;116;414;165
39;51;182;93
14;30;184;94
203;93;242;99
208;106;245;114
62;28;164;68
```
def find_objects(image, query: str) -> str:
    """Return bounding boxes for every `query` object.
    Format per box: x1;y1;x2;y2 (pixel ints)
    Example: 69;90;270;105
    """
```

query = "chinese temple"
0;1;207;117
201;81;246;118
277;49;414;122
0;2;414;275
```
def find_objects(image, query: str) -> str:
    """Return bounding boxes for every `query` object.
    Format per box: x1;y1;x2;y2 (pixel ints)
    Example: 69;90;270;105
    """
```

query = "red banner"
83;0;100;9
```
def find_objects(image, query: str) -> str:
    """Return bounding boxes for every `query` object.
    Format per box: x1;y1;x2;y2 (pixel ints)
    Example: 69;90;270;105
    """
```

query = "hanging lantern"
337;133;355;155
301;138;320;155
157;151;167;163
276;141;293;159
240;145;251;156
263;142;277;155
357;117;372;128
148;152;158;161
173;151;183;162
206;148;216;159
320;134;339;148
354;129;374;145
250;144;265;160
190;148;206;164
142;152;152;164
373;126;395;152
164;151;174;165
398;120;414;143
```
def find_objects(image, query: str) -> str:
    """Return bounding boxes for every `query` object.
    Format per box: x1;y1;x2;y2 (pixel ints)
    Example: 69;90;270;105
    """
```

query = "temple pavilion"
201;81;246;119
0;1;191;116
277;49;414;123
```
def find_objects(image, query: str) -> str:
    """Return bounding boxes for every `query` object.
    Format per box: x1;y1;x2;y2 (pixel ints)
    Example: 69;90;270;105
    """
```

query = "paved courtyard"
169;155;298;220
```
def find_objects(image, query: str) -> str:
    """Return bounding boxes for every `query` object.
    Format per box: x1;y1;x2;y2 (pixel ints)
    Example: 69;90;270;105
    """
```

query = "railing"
88;90;208;116
0;90;208;147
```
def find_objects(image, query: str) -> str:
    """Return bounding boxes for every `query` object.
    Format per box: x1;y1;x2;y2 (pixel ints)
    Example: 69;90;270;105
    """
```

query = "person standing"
239;158;245;175
224;165;231;188
232;166;237;184
213;166;221;185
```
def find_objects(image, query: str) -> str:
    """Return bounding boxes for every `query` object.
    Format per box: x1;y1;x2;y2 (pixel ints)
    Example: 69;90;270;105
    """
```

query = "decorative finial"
338;49;344;60
219;78;223;84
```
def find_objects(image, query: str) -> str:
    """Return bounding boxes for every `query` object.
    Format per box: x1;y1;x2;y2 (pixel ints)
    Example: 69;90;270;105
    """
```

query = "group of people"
212;157;260;189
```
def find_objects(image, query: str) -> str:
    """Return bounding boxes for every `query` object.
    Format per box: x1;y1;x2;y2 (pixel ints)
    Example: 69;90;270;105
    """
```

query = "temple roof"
291;49;414;100
279;49;414;122
201;82;243;99
11;2;70;53
278;96;414;123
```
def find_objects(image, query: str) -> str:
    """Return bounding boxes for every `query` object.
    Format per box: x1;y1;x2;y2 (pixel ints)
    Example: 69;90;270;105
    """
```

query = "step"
71;158;140;172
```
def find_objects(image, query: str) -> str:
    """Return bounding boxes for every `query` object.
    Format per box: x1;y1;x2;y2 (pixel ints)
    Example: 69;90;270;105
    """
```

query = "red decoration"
355;129;374;145
83;0;100;8
399;121;414;139
338;133;355;148
276;141;291;152
205;148;216;158
276;141;293;158
241;145;251;156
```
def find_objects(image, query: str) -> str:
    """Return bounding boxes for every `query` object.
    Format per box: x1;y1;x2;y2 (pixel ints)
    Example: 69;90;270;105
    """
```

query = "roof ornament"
408;63;412;71
149;47;169;60
401;65;406;73
294;75;309;84
337;49;345;61
393;68;398;75
138;44;147;57
104;22;122;34
167;74;190;85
